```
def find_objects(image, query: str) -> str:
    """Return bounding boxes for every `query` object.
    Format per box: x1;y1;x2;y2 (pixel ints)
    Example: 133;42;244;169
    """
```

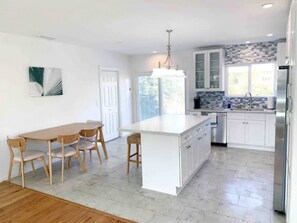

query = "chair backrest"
7;136;26;157
87;120;103;125
79;128;98;138
57;132;79;145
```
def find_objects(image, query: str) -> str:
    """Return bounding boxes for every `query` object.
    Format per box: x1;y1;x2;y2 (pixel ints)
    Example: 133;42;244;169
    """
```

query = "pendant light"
151;30;186;78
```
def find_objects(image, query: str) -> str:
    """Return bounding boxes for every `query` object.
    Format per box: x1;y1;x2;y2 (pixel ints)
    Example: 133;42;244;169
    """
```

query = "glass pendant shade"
151;30;186;78
151;68;186;78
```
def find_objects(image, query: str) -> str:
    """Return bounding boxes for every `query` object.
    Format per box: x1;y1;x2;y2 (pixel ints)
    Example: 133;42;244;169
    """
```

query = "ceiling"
0;0;290;55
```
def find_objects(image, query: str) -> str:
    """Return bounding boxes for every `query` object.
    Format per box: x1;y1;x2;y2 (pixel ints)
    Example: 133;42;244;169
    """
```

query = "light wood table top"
20;122;103;142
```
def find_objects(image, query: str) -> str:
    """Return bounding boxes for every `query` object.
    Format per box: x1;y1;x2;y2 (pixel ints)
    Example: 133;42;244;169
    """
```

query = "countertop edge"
119;116;211;136
187;109;276;114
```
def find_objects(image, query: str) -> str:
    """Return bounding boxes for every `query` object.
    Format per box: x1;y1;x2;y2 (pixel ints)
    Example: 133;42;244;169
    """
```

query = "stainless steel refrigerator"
273;65;291;213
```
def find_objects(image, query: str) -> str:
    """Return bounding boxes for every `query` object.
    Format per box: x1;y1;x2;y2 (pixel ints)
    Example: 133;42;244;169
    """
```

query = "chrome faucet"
244;92;253;110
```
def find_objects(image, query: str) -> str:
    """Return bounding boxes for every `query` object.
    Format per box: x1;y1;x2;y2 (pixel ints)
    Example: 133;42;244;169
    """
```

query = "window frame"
225;62;277;97
135;73;186;121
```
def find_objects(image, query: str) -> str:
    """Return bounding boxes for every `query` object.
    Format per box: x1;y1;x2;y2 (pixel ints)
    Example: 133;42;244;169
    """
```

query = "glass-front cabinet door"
209;50;221;90
195;52;206;90
194;49;224;91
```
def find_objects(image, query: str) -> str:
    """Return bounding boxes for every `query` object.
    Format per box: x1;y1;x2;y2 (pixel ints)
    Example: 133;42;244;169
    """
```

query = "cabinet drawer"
189;111;201;116
181;131;193;144
245;113;266;121
193;126;203;135
227;113;245;120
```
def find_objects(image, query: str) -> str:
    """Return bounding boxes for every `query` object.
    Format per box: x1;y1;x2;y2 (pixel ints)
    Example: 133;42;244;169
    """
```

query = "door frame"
98;66;121;139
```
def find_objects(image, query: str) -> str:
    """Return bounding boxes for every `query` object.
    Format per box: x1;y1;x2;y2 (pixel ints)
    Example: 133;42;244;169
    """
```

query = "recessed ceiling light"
262;3;274;9
153;51;157;54
267;33;273;37
245;41;251;44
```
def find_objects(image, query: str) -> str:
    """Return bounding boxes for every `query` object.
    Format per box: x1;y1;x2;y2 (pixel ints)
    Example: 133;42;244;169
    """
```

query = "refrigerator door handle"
287;97;293;113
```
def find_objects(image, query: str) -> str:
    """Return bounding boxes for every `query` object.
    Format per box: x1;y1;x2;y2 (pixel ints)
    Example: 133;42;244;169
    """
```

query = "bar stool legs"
127;133;141;174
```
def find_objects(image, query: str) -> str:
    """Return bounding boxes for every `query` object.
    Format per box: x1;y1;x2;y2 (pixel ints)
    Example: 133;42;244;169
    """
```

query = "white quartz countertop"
188;108;276;114
119;115;211;136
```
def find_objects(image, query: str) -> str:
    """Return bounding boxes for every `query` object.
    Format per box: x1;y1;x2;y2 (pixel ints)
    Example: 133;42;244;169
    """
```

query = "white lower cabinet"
181;121;211;186
245;120;265;146
227;112;276;150
227;119;246;144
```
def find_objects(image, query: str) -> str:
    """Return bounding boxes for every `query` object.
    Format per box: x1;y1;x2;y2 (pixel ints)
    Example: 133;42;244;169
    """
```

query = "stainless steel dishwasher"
201;112;227;145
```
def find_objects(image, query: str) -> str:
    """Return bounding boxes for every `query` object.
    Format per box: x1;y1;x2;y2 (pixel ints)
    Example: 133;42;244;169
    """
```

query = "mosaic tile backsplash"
196;91;268;109
225;41;277;65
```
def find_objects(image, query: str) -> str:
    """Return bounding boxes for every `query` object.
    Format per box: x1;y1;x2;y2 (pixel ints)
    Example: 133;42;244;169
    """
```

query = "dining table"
20;122;107;185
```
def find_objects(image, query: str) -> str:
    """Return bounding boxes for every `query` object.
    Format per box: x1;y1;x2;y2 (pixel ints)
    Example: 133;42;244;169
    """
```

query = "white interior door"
99;69;119;141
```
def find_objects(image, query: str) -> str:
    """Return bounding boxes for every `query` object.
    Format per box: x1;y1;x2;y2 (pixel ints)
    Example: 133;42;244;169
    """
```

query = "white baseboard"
227;143;275;152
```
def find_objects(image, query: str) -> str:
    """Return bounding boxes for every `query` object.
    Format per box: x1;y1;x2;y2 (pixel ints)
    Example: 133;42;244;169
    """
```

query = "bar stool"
127;133;141;174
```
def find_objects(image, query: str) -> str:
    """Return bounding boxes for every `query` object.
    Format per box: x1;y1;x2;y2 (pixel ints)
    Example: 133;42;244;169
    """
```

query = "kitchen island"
119;115;211;195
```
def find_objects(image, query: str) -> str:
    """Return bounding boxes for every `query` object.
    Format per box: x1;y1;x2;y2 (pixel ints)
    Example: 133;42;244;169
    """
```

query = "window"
138;75;185;121
138;76;160;121
226;63;275;96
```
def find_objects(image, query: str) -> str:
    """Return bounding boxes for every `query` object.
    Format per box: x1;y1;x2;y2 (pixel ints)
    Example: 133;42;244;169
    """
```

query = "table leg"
48;140;53;185
99;127;108;159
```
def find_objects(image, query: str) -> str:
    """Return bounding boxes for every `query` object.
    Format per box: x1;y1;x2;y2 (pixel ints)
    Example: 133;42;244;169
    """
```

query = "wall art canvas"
29;67;63;96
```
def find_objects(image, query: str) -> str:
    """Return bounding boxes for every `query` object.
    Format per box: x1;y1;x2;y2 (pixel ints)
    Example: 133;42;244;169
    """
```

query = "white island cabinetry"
120;115;211;195
181;122;211;186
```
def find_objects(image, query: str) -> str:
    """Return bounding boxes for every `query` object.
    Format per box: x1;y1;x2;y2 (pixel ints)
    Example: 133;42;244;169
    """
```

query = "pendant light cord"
163;30;174;69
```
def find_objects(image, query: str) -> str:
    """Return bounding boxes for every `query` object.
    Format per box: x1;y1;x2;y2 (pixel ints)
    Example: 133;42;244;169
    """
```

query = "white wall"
0;32;132;181
130;49;195;120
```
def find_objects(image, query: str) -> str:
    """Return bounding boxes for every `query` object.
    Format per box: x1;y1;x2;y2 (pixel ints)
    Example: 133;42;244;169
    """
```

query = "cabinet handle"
186;145;191;149
204;133;207;136
246;122;248;124
198;137;202;140
185;135;190;139
196;128;201;132
205;123;209;127
242;122;245;124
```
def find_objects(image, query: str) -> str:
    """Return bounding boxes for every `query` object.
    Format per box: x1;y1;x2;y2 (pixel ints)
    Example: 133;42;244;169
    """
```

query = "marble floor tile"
106;202;155;223
238;195;273;212
9;138;285;223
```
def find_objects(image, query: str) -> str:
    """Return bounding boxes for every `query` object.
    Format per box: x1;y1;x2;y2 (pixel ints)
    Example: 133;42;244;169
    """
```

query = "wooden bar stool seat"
127;133;141;174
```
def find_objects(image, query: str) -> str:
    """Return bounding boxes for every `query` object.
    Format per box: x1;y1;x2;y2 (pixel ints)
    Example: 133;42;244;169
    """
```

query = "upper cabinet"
194;49;225;91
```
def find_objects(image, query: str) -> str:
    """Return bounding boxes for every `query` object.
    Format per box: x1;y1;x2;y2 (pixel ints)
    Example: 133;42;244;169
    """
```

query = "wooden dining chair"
6;136;49;187
86;120;108;159
75;128;102;171
48;132;84;183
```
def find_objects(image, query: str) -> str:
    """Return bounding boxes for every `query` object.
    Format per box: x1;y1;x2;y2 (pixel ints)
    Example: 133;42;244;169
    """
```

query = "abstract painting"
29;67;63;96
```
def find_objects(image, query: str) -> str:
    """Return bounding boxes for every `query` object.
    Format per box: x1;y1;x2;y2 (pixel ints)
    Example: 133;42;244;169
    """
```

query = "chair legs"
31;161;35;174
127;143;141;175
83;150;86;172
8;157;48;187
40;157;49;178
136;145;139;168
127;144;131;174
61;156;65;183
67;156;72;169
76;153;85;173
95;147;102;164
20;161;25;188
90;150;92;162
8;158;13;182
